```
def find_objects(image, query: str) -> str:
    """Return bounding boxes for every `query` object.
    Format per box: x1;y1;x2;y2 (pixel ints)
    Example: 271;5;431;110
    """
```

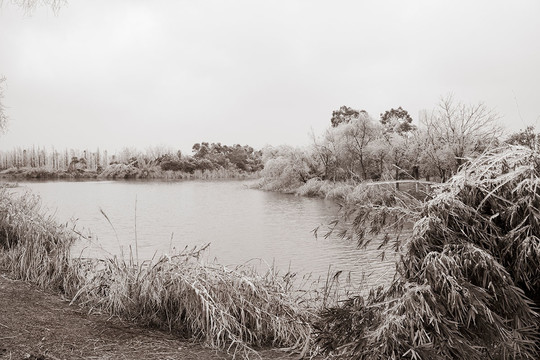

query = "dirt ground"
0;271;300;360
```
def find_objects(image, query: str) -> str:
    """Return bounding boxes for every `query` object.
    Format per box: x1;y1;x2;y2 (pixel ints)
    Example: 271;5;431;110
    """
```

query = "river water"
12;180;395;287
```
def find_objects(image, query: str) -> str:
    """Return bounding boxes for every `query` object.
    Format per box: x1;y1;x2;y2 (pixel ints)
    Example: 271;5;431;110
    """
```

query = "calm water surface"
14;180;395;286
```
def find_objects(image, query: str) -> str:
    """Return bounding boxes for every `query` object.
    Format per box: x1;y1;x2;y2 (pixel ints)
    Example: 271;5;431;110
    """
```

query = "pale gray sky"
0;0;539;154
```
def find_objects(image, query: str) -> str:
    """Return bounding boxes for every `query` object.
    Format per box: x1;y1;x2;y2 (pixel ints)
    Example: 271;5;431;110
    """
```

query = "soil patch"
0;271;296;360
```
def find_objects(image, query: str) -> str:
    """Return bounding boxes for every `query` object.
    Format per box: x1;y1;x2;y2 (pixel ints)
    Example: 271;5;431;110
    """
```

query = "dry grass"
65;253;315;358
0;189;76;290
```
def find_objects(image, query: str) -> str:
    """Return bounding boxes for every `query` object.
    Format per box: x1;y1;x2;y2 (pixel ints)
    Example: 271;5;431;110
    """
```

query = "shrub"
297;178;324;197
160;160;183;172
99;164;140;179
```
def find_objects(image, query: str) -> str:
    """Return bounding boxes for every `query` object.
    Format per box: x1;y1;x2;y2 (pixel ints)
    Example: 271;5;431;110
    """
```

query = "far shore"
0;165;261;181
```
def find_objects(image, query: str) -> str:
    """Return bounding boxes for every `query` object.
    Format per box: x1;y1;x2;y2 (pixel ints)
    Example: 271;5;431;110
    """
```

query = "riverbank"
0;270;299;360
254;176;434;201
0;166;260;181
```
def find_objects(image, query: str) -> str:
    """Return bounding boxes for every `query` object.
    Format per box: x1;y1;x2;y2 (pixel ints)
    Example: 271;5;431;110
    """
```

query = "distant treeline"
0;142;263;179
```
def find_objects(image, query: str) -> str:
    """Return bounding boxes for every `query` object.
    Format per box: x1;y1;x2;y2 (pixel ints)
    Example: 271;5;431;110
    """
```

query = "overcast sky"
0;0;539;154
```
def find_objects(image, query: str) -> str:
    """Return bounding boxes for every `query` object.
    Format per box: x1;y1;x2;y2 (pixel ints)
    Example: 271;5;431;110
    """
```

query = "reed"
0;189;76;290
65;253;315;357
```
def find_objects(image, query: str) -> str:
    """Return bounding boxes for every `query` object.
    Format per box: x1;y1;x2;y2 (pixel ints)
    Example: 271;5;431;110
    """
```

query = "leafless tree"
420;94;502;178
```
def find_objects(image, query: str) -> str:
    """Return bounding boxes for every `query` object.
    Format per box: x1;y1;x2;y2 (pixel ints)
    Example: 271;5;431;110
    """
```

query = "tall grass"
67;254;314;356
0;188;317;358
0;189;76;289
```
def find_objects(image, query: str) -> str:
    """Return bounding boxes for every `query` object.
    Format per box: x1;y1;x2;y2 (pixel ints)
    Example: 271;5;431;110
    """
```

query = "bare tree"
145;145;174;161
420;94;502;178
